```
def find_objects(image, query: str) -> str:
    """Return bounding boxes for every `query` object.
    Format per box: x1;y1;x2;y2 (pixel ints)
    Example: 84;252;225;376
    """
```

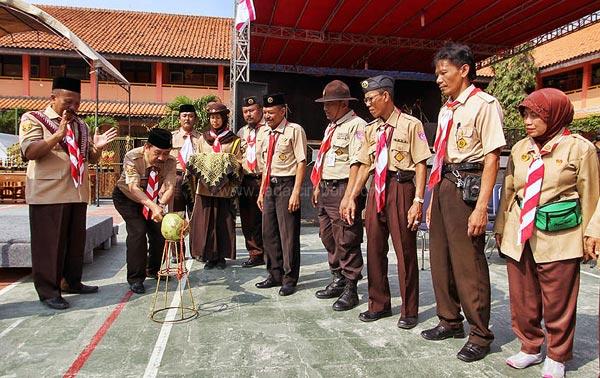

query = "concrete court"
0;208;598;377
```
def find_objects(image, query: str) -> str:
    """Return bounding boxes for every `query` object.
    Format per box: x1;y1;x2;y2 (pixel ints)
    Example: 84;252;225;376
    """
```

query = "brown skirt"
189;194;236;261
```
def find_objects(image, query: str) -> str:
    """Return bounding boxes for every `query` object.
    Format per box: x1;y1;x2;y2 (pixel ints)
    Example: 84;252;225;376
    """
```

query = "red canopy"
251;0;600;72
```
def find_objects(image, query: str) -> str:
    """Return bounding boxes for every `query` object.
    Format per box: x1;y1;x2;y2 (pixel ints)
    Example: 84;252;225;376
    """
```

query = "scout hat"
148;128;173;149
52;77;81;93
263;93;286;107
314;80;357;102
242;96;262;107
179;104;196;113
360;75;394;93
206;102;230;115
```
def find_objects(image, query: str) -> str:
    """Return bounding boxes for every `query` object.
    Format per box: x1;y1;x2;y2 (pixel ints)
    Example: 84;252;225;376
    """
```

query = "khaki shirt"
259;120;307;177
116;147;177;203
170;128;201;171
585;201;600;238
494;133;600;263
19;106;99;204
195;133;242;198
237;120;267;175
357;108;431;172
436;85;506;163
321;110;367;180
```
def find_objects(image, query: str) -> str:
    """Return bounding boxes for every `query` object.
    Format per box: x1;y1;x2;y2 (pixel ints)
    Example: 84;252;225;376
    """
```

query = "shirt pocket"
390;142;410;169
454;122;476;152
331;138;350;162
276;136;293;154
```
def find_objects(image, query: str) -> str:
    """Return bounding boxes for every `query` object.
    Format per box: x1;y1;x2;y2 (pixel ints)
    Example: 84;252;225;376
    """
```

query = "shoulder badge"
20;120;34;133
125;164;137;176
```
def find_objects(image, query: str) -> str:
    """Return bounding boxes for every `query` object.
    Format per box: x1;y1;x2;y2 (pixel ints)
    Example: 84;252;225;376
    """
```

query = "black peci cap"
147;128;173;149
263;93;286;107
178;104;196;113
52;77;81;93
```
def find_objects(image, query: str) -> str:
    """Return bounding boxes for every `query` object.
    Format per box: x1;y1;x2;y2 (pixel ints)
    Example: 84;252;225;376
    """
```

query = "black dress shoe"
146;269;159;280
61;283;99;294
255;277;282;289
421;324;466;340
278;284;296;296
204;261;217;270
332;281;359;311
241;257;265;267
216;259;226;270
42;297;69;310
358;309;392;322
397;317;418;329
457;341;490;362
315;273;346;299
130;282;145;294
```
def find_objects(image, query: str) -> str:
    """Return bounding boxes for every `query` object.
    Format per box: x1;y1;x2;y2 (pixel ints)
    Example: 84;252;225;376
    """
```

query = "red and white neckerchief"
310;122;337;187
142;168;159;219
246;125;261;172
427;86;481;190
374;123;392;213
210;129;230;152
64;122;84;188
261;121;287;196
518;128;570;245
177;132;194;170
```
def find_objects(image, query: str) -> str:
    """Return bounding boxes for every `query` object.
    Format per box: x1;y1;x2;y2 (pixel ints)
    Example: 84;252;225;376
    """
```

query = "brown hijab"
518;88;574;146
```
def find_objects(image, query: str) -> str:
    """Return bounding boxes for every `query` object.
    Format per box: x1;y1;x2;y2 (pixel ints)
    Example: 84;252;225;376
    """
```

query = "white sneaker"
506;351;544;369
541;357;565;378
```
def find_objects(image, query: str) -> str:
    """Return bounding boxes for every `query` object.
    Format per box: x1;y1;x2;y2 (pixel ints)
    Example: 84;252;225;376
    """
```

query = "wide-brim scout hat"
315;80;357;103
206;102;230;115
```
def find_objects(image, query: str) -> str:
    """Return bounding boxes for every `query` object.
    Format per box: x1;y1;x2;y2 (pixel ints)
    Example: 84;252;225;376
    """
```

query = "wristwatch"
413;197;424;204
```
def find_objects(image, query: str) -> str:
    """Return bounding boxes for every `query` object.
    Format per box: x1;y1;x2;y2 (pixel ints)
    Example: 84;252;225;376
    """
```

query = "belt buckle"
270;177;278;184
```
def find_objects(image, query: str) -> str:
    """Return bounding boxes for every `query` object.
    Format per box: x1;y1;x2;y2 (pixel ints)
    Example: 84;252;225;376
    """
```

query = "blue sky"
32;0;234;17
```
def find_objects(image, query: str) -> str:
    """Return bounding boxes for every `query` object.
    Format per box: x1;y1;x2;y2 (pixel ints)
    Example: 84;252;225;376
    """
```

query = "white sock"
506;351;543;369
542;357;565;378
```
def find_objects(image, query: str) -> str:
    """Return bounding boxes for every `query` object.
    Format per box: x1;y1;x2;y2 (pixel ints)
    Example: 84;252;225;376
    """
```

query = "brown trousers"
29;203;87;300
365;178;418;317
112;188;163;284
429;176;493;347
317;180;364;281
262;177;300;286
190;194;236;262
507;244;580;362
239;175;263;258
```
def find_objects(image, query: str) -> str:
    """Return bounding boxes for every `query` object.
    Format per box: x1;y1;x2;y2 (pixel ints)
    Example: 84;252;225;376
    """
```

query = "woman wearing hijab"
494;88;599;378
189;103;242;269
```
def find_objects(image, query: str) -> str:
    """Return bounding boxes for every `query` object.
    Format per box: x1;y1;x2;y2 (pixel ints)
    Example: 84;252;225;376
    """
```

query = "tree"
0;109;26;135
158;94;220;131
486;50;537;144
83;115;118;134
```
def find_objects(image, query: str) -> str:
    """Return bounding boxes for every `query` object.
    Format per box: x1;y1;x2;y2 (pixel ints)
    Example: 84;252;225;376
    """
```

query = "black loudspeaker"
234;81;268;131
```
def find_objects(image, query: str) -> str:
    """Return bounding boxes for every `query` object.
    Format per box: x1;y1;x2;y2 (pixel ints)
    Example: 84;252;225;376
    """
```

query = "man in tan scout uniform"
422;43;505;363
311;80;367;311
256;93;307;296
19;77;117;310
237;96;266;267
169;104;201;216
112;128;177;294
341;75;431;326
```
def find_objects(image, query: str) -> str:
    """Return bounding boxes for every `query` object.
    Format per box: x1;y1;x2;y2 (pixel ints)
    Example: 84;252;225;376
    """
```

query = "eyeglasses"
364;93;382;105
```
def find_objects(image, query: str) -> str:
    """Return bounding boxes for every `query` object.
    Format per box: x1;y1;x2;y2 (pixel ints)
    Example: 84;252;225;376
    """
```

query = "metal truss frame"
230;19;250;130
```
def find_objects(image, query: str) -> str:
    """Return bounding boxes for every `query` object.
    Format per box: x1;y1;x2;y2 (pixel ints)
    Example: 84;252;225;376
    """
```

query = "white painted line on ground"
0;274;29;299
581;270;600;279
143;259;194;378
0;318;25;339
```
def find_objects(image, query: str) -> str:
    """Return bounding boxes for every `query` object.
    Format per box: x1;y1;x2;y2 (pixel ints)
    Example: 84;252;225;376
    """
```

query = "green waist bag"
535;199;582;232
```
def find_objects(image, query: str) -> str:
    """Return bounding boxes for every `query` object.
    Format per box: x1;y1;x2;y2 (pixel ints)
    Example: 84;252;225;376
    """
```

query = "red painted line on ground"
63;290;134;378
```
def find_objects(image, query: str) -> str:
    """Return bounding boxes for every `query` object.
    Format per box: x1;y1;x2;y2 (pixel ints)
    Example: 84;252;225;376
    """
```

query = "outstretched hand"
93;127;118;149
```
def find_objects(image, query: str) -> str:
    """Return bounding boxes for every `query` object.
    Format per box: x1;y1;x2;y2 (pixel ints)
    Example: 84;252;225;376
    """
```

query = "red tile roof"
0;96;168;118
0;5;232;61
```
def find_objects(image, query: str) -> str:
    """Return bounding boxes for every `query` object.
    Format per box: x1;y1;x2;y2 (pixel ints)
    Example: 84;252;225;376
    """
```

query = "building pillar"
582;62;592;108
22;54;30;96
535;73;543;90
217;65;225;100
155;62;163;103
90;68;97;101
39;56;49;78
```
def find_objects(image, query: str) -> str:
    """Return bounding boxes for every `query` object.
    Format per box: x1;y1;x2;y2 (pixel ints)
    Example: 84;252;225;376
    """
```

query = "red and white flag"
235;0;256;31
